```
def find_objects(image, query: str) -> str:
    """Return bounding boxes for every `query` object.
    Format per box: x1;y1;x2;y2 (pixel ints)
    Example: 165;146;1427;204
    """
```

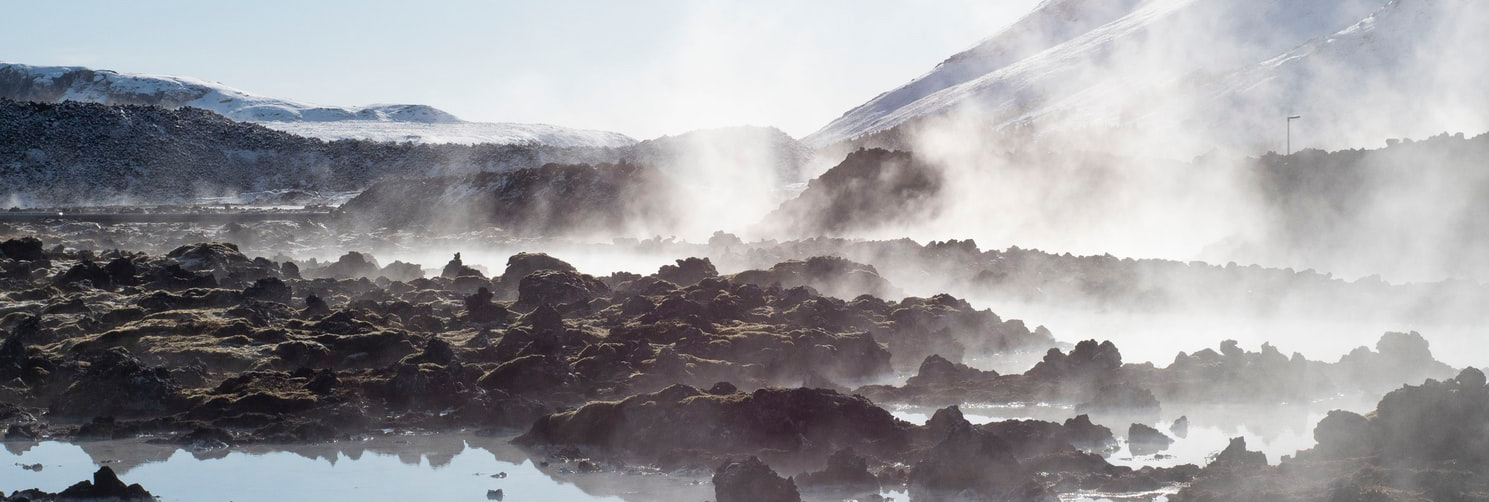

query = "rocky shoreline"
1;232;1483;501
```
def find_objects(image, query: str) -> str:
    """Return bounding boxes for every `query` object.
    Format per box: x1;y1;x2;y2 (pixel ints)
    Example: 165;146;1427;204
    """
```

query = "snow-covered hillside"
806;0;1482;155
0;63;635;148
260;120;637;148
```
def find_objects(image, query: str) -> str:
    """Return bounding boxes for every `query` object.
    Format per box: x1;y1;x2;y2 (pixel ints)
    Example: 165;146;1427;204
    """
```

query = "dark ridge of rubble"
514;385;913;468
338;163;680;236
762;148;942;237
856;332;1456;415
1173;371;1489;501
0;237;1058;448
0;99;626;205
0;231;1475;501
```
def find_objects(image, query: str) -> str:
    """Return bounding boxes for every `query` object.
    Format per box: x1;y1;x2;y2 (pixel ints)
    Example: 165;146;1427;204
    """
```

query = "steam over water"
4;1;1489;501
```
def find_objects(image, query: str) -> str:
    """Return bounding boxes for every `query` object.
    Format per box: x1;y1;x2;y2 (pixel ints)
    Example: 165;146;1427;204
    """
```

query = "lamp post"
1286;115;1302;157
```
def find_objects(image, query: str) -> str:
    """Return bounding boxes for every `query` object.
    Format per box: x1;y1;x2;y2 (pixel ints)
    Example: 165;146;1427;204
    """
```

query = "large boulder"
713;456;801;502
1127;423;1173;456
441;253;484;279
0;236;45;261
656;257;718;286
516;269;608;307
501;252;575;285
317;251;380;279
908;424;1035;502
795;448;880;497
166;242;251;274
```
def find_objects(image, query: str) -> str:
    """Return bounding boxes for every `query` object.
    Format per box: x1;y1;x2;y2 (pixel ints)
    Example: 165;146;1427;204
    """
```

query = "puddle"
0;434;917;502
0;434;700;502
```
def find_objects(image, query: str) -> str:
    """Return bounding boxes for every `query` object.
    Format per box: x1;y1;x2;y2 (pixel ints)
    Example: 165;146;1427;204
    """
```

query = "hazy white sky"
4;0;1039;139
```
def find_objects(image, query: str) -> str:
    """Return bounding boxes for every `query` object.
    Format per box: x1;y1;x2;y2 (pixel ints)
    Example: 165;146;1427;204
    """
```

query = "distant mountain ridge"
0;62;636;148
0;99;625;205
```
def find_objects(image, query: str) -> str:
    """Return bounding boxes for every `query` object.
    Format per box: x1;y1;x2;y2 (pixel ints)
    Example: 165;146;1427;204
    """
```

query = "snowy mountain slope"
807;0;1148;147
1144;0;1489;153
260;120;637;148
0;63;635;148
804;0;1393;150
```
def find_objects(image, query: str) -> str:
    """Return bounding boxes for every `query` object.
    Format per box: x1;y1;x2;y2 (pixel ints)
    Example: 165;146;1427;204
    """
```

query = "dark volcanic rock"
764;148;942;237
476;354;575;396
515;385;911;467
1176;373;1489;501
340;163;679;236
243;277;292;303
909;424;1038;502
713;456;801;502
795;448;880;497
317;251;380;279
1127;423;1173;456
167;242;251;275
464;287;511;323
729;255;900;300
656;257;719;287
516;269;608;308
1169;416;1189;438
378;260;424;282
501;252;576;284
441;253;483;279
0;237;45;261
56;466;154;501
51;348;183;418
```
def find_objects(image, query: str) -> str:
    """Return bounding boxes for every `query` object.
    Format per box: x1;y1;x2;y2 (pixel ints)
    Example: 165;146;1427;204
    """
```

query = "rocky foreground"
0;233;1483;501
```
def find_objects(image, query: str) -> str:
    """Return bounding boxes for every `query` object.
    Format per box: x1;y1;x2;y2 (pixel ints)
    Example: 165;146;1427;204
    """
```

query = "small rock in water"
17;462;43;471
487;488;505;500
1170;416;1189;438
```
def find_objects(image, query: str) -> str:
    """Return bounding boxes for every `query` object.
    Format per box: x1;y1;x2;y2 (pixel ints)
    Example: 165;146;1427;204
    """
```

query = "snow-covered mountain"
806;0;1485;155
0;63;636;148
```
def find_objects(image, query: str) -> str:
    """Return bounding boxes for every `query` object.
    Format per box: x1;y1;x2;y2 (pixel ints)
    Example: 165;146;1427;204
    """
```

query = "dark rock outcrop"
713;456;801;502
1127;423;1173;456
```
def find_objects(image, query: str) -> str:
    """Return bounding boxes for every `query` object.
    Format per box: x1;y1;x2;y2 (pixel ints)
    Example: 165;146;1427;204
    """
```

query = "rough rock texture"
1127;423;1173;456
763;148;941;237
515;385;912;467
713;456;802;502
4;466;155;501
339;163;679;236
1176;372;1489;501
794;448;881;497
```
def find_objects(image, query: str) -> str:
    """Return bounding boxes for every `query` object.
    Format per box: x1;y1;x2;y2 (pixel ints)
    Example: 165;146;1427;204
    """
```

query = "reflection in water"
0;434;714;502
0;434;917;502
890;395;1377;471
3;395;1378;501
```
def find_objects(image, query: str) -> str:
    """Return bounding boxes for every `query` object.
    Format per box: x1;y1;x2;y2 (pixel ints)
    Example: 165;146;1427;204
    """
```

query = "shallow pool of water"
0;434;922;502
0;434;710;502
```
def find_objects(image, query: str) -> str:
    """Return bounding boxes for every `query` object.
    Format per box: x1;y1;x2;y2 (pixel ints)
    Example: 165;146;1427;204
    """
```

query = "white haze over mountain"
0;63;636;148
805;0;1489;157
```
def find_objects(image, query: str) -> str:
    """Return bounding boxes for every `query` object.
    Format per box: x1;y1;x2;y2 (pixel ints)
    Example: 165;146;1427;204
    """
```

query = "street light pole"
1287;115;1302;157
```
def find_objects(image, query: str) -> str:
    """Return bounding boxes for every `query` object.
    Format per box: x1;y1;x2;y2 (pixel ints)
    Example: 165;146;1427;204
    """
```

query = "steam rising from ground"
792;0;1489;284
